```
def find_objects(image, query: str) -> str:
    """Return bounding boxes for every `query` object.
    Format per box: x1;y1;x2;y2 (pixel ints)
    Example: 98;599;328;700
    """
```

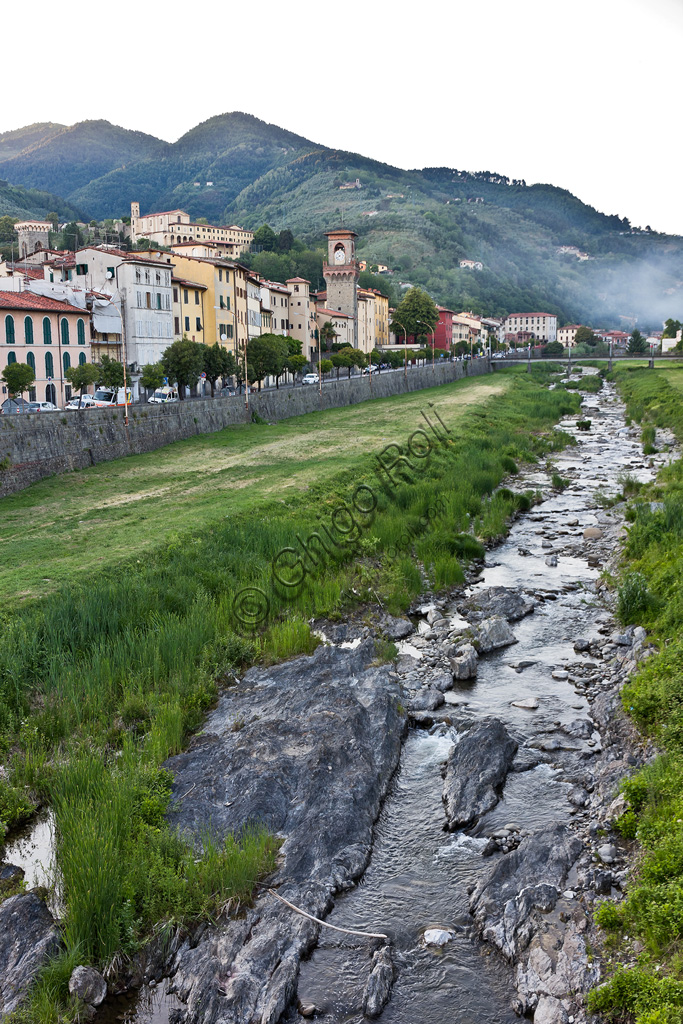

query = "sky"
3;0;682;234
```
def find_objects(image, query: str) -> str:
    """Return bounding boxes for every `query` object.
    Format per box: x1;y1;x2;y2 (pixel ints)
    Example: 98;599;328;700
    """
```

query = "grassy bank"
0;368;579;1020
588;366;683;1023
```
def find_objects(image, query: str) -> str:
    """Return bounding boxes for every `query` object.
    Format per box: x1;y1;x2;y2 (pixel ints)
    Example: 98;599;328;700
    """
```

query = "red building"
435;307;455;350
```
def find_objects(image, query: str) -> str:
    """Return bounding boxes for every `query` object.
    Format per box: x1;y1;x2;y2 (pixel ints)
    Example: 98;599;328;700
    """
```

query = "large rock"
0;893;62;1014
460;586;535;624
472;616;518;653
362;944;395;1018
469;824;582;960
410;688;445;712
533;995;568;1024
442;719;518;830
68;965;107;1007
165;641;405;1024
449;643;478;680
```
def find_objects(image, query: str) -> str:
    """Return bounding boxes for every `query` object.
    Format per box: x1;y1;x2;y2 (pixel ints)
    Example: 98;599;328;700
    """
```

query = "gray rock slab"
0;894;62;1014
459;586;535;623
473;616;518;653
166;641;405;1024
68;965;107;1007
443;719;518;830
362;944;395;1018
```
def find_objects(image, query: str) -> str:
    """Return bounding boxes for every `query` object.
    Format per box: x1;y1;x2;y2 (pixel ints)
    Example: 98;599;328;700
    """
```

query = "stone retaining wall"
0;359;489;497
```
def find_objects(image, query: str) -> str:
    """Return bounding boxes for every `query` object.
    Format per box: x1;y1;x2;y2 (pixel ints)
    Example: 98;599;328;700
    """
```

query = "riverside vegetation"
0;367;581;1021
587;365;683;1024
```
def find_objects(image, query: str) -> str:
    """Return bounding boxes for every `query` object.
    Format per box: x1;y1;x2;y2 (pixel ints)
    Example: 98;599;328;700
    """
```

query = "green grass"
589;366;683;1023
0;368;581;1020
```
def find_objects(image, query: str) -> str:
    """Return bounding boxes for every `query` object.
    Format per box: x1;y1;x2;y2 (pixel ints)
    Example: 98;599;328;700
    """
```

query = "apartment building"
504;312;558;343
260;280;291;336
287;277;317;359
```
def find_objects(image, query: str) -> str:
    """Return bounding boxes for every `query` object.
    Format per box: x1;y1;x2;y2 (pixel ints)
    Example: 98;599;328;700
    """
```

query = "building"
130;202;253;255
435;308;456;350
259;280;291;336
315;308;353;349
557;324;584;348
662;329;682;353
459;259;483;271
503;312;558;343
246;274;262;341
172;278;207;344
0;292;91;406
322;229;359;348
14;221;52;258
597;329;630;349
286;278;317;359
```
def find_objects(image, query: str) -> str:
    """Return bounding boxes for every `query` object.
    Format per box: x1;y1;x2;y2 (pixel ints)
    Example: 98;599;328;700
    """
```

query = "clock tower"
323;229;359;348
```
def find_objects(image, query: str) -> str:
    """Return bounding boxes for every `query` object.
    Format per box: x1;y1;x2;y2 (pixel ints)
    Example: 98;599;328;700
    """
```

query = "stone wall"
0;359;489;498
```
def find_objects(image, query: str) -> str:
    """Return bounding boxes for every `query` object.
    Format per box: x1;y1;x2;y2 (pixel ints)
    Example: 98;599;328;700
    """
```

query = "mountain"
1;112;681;327
0;178;81;222
0;120;167;198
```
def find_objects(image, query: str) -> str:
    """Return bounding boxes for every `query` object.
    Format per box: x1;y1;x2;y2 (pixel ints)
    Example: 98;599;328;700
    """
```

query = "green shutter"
43;317;52;344
5;314;15;345
7;351;16;364
27;351;35;371
63;351;71;373
24;316;34;344
45;352;54;377
79;352;86;366
61;318;70;345
77;318;86;345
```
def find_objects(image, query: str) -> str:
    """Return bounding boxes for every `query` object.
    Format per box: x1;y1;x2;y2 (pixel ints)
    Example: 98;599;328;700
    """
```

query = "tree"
662;318;682;339
65;362;100;406
46;212;59;232
573;326;599;347
390;287;439;342
139;362;165;396
543;340;565;356
319;321;337;351
0;216;17;243
320;358;334;376
628;329;648;354
98;355;125;390
277;229;294;253
252;224;277;251
247;334;289;390
202;343;233;397
60;221;84;251
286;353;308;379
161;338;205;399
349;349;367;372
331;349;354;380
1;362;35;402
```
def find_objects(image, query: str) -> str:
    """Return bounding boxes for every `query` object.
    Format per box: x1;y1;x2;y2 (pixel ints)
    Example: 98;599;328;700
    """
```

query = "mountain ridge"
0;112;680;327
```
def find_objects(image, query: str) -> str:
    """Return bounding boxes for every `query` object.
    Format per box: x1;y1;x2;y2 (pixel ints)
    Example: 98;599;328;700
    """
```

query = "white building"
260;281;291;336
246;275;262;341
286;277;317;360
130;202;252;256
503;312;558;343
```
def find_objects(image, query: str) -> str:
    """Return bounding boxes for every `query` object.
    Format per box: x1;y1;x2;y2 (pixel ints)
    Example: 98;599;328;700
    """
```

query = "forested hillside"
0;111;681;327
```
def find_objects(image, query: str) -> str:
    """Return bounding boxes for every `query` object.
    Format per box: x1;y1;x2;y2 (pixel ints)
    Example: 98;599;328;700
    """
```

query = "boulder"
431;670;454;692
378;614;414;641
459;586;535;624
423;928;454;947
583;527;603;540
362;944;395;1018
443;719;518;830
472;616;518;653
470;825;582;960
449;643;478;680
533;994;568;1024
512;697;539;710
410;688;445;712
68;965;107;1007
0;893;62;1014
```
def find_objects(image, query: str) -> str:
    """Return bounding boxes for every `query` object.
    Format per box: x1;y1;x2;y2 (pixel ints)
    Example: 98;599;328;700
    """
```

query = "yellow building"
172;277;207;343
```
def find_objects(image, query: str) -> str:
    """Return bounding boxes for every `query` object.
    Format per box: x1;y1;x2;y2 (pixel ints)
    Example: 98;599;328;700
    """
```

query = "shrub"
618;571;652;623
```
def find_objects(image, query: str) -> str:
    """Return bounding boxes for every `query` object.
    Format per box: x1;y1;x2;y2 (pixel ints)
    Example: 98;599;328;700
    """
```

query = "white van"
92;387;132;408
148;386;179;404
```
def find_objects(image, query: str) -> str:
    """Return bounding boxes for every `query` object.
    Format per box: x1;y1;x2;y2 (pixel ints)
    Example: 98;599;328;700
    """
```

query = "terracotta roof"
506;312;556;318
318;308;352;318
0;292;84;313
172;277;208;289
138;209;187;218
559;324;583;330
286;277;310;284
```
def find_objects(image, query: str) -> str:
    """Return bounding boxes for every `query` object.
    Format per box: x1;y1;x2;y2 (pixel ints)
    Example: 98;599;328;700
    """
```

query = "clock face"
334;247;345;264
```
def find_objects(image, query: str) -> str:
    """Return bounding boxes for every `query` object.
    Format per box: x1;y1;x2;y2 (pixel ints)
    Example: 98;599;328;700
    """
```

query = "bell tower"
323;228;359;348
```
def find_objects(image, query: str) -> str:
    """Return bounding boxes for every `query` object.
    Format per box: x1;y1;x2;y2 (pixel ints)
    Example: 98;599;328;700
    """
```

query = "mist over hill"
1;111;681;328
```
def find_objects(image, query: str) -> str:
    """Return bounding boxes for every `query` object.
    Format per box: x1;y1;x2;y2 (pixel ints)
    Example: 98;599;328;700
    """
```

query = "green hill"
0;178;81;222
1;112;681;328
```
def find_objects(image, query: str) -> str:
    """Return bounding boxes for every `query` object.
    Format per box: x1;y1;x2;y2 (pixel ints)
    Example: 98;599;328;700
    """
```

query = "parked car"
362;364;379;374
220;386;236;397
92;387;132;408
28;401;59;413
148;386;179;404
301;373;320;385
0;397;32;414
65;395;97;410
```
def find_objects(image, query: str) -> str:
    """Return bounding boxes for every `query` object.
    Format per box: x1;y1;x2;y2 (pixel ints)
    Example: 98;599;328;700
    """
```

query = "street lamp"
393;319;408;380
217;306;248;412
417;320;436;373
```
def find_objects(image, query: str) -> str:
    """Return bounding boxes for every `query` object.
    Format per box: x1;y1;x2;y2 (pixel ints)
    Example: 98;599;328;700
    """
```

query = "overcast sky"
3;0;682;234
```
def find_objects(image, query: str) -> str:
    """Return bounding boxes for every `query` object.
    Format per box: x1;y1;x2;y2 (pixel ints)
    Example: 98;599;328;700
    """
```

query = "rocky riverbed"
0;372;675;1023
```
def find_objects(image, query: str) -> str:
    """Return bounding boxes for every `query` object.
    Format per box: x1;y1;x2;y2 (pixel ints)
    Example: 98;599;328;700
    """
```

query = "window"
183;289;188;304
174;316;180;334
156;271;161;284
79;352;86;366
107;267;115;278
26;351;35;371
220;295;224;309
173;287;178;302
76;263;88;276
24;316;34;344
145;270;150;284
184;316;190;332
63;351;71;373
137;291;143;307
7;351;16;364
77;318;86;345
4;314;15;345
146;293;152;309
195;291;199;305
61;318;70;346
219;268;223;282
135;269;141;283
156;294;162;310
196;317;201;331
43;317;52;345
45;351;54;378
